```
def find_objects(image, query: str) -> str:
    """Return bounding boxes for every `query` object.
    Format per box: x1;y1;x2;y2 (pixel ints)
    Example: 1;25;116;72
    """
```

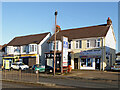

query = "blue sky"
2;2;118;52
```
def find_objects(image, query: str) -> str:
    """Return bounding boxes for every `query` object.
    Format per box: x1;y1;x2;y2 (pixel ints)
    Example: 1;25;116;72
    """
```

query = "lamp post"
53;10;57;76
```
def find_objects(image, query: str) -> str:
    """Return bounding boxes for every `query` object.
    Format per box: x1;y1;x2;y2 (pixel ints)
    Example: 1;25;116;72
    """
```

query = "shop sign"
80;50;102;56
62;36;68;67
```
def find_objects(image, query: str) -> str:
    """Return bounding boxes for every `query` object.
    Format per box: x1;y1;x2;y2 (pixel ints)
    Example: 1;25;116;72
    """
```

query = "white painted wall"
105;25;116;50
6;46;14;55
38;33;51;65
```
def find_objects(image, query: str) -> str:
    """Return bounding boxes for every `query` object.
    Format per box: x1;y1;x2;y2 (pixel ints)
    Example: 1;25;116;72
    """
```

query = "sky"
1;2;118;52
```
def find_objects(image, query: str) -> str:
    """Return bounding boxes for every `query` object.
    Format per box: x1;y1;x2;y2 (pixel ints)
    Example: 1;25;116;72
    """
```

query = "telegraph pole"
53;10;57;76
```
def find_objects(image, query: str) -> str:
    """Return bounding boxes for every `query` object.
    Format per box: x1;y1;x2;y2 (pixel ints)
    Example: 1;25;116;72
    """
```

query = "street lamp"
53;10;57;76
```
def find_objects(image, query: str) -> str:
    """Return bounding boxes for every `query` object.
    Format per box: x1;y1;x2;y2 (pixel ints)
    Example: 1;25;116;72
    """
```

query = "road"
1;70;120;89
2;81;48;88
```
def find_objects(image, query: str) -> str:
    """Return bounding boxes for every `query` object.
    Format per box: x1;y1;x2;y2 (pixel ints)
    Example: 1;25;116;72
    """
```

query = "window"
76;41;79;49
87;39;100;48
87;58;93;67
68;41;71;49
52;41;59;50
81;58;93;67
14;46;20;53
29;44;37;52
87;40;90;48
22;45;27;53
56;41;58;50
96;39;100;47
76;40;82;49
81;59;86;67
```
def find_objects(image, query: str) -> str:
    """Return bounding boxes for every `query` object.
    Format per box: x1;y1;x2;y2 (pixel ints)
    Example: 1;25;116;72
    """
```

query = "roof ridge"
60;24;108;32
15;32;50;38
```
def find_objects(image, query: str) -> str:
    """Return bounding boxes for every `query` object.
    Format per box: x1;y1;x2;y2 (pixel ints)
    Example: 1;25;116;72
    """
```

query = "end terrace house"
2;32;51;67
46;17;116;71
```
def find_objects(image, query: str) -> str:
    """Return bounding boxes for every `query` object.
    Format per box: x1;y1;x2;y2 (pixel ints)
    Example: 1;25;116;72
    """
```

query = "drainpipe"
101;37;104;71
101;37;105;71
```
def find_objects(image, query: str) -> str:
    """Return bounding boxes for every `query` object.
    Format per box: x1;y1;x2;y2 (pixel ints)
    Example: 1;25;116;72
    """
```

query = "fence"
2;69;49;82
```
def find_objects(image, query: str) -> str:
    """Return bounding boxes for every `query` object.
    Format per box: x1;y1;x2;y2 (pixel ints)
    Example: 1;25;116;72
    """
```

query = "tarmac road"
2;81;48;88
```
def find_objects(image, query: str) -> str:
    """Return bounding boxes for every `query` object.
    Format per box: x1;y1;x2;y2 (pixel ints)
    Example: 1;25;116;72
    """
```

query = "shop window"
81;58;93;67
76;40;82;49
81;59;86;67
87;58;93;67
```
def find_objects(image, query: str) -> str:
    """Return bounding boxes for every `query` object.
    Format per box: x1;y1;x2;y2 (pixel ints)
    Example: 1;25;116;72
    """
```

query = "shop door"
74;58;78;69
95;58;100;70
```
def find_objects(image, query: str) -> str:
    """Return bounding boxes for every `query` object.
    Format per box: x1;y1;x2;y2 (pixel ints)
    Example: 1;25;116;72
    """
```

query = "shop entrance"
74;58;78;69
95;58;100;70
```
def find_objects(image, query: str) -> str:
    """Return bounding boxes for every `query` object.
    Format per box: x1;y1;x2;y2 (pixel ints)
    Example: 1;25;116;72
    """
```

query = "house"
45;17;116;71
2;32;51;68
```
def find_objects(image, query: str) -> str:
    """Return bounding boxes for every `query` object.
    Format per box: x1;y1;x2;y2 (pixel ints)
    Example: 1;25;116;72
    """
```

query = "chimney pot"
107;17;112;25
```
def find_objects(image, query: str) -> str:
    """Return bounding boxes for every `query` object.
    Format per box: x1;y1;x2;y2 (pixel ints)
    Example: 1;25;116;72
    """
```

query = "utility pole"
53;10;57;76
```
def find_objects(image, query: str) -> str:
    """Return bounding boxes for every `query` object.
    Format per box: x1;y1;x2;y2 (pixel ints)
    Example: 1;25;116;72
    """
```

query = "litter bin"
68;65;72;73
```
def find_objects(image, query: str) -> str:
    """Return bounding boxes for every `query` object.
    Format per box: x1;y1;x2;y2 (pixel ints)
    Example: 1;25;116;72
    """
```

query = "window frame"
86;38;101;48
75;40;82;49
29;44;37;53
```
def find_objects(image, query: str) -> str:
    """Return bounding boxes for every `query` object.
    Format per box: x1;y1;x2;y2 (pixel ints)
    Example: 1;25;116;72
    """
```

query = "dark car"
45;66;53;73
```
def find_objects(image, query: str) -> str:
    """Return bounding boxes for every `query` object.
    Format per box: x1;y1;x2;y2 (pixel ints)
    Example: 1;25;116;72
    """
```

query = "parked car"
11;62;29;70
111;63;120;71
32;64;45;73
45;65;53;73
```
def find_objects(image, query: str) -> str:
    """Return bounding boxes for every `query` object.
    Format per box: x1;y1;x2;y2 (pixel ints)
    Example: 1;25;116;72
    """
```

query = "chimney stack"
56;25;61;33
107;17;112;25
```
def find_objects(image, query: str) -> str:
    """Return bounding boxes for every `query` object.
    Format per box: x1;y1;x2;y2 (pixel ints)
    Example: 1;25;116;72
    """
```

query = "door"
95;58;100;70
74;58;78;69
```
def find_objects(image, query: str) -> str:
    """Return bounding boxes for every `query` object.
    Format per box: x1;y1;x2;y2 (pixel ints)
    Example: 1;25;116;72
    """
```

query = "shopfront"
80;49;102;70
45;52;72;71
20;54;38;67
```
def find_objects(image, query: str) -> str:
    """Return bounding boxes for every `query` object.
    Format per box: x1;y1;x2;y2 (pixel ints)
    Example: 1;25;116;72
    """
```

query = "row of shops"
45;49;114;71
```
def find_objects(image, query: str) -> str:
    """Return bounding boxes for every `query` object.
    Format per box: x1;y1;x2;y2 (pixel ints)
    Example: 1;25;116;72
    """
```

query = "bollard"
36;70;39;82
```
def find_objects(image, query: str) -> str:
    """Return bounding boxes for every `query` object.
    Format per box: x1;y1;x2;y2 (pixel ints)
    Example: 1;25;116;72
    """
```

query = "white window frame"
14;46;20;54
51;41;59;51
96;39;101;47
29;44;37;53
87;40;90;48
75;40;82;49
68;41;71;49
86;38;101;48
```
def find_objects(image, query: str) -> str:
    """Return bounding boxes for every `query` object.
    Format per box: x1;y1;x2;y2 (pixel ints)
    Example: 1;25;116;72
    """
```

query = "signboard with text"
62;36;68;67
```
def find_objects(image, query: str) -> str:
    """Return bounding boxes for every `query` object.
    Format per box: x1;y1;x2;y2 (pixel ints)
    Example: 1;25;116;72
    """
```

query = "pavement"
1;69;120;88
